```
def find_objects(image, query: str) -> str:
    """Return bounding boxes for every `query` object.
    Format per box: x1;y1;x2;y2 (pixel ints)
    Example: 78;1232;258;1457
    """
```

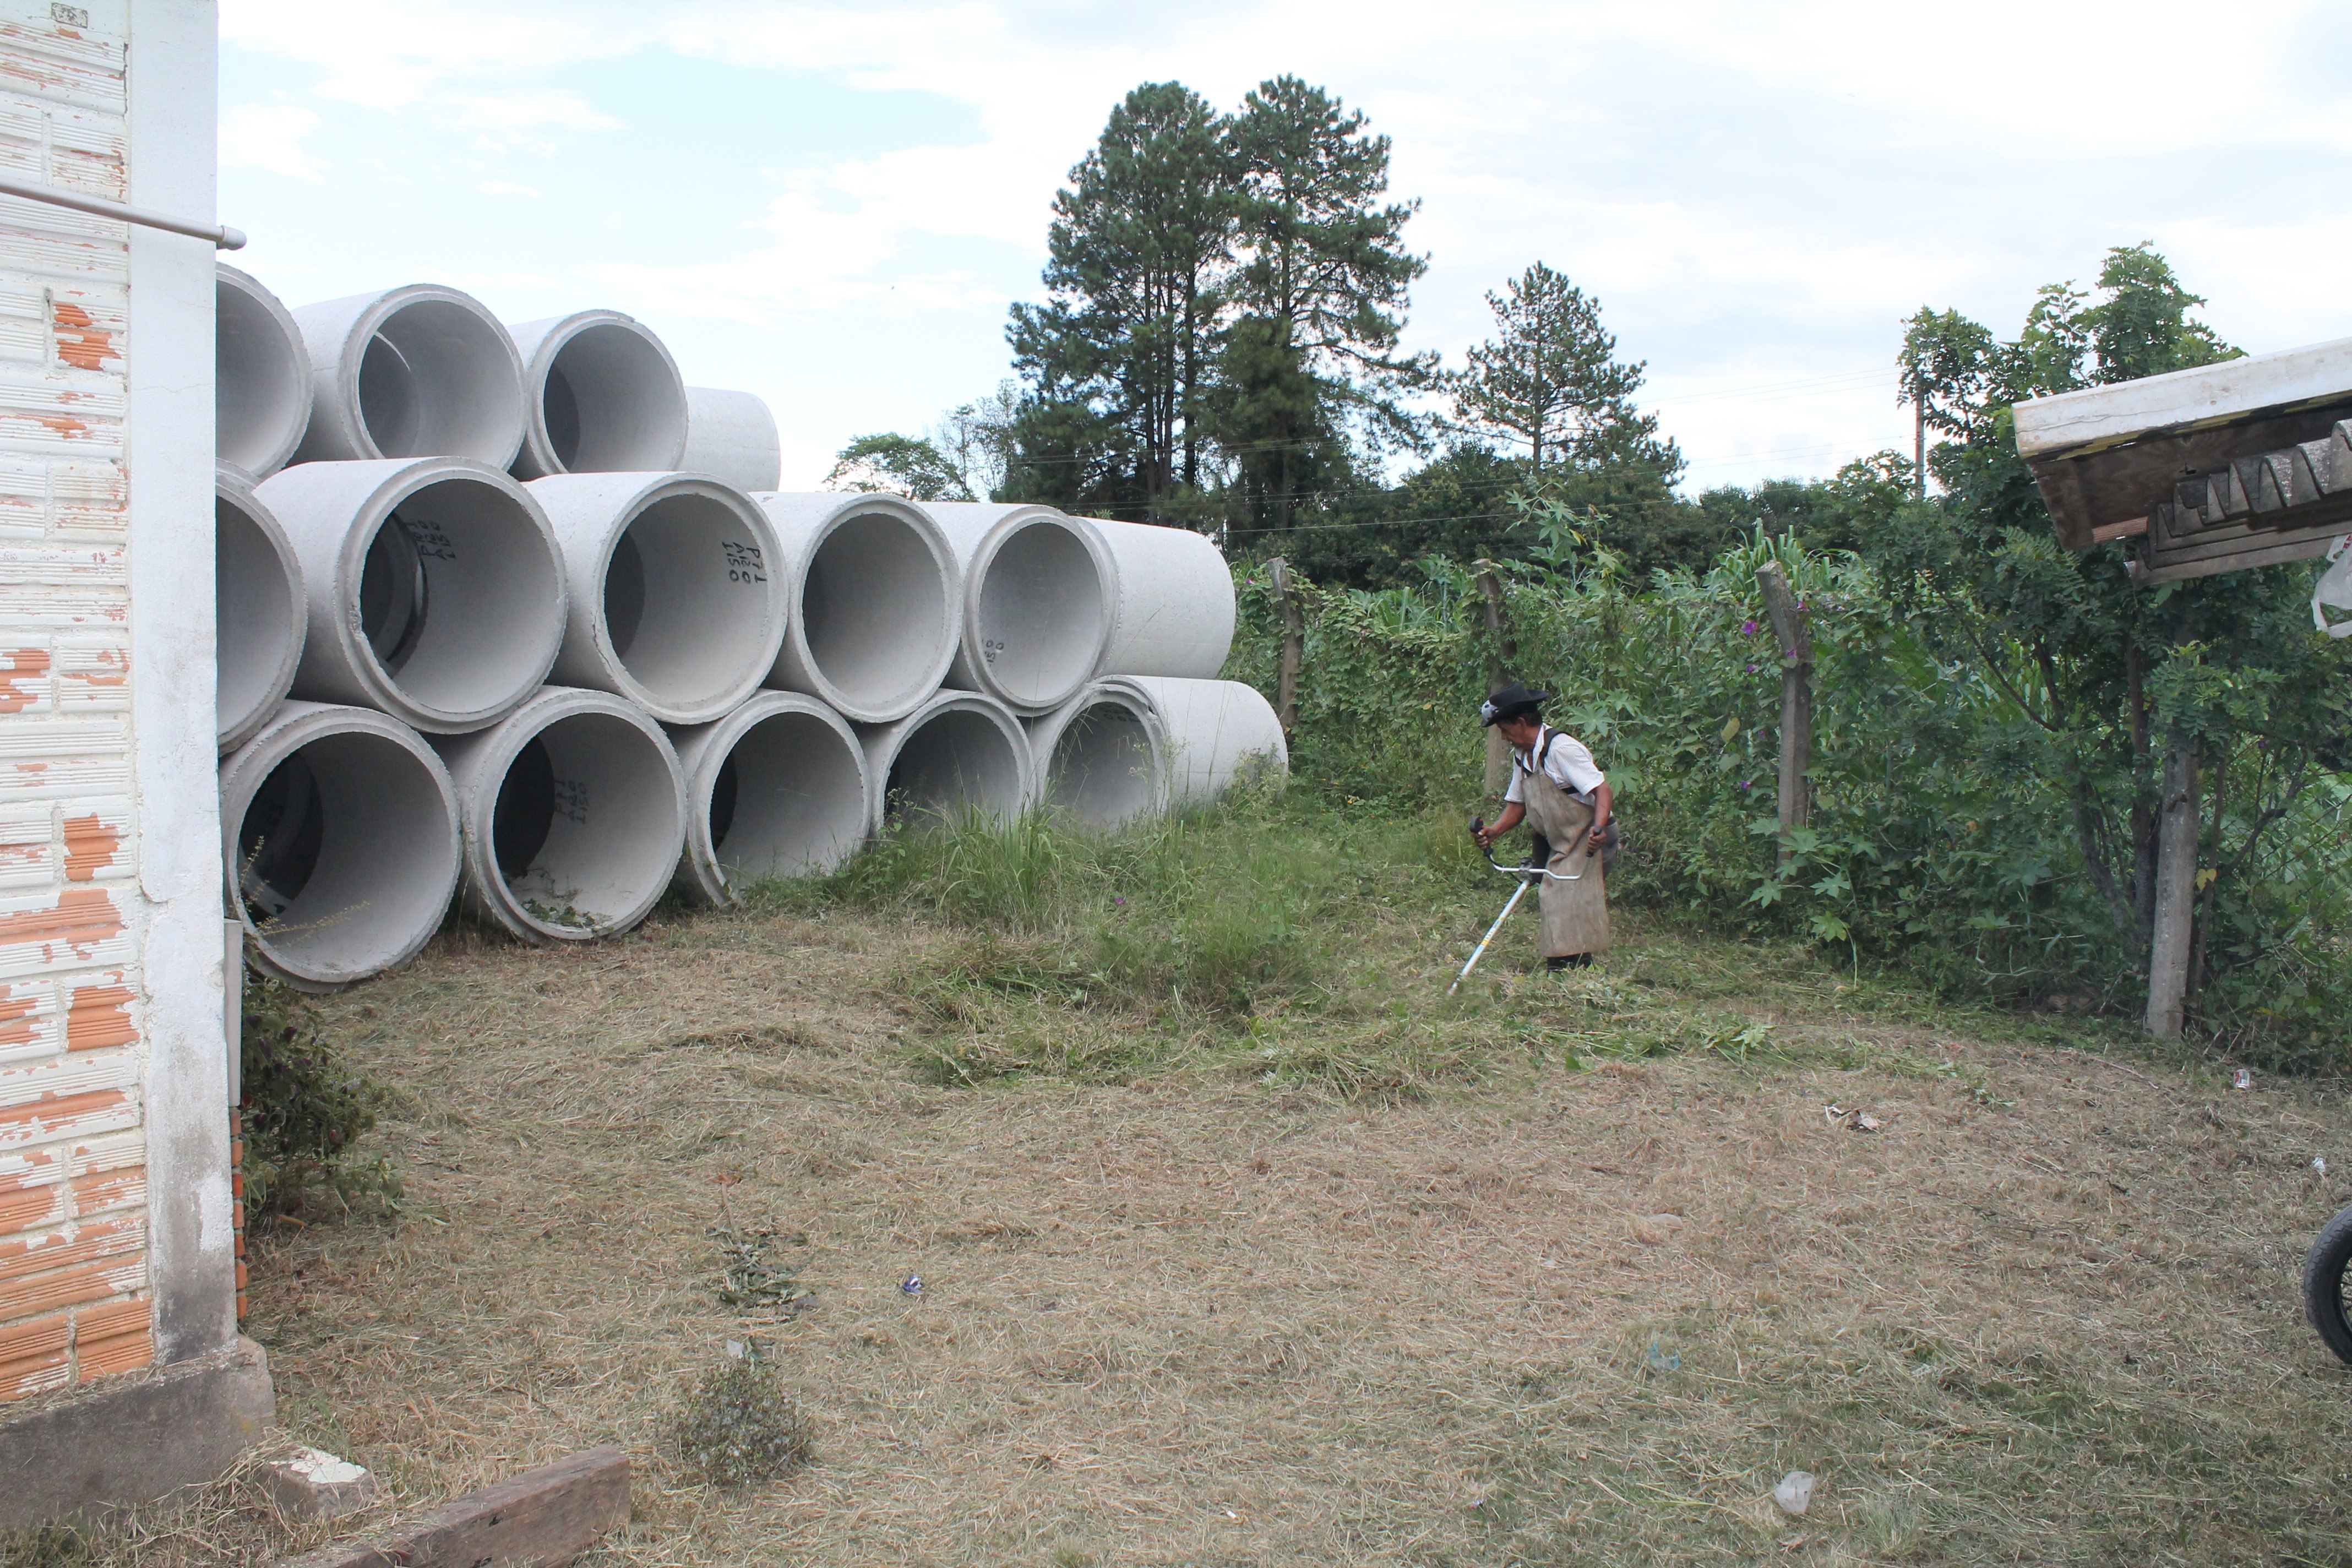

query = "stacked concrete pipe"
221;702;462;991
925;502;1116;715
1083;516;1237;678
670;692;869;905
681;388;782;493
1026;676;1166;829
215;469;307;754
507;311;688;480
215;264;311;479
530;472;788;724
437;686;687;942
1119;677;1286;808
290;285;527;469
861;689;1036;832
257;458;568;735
756;492;960;723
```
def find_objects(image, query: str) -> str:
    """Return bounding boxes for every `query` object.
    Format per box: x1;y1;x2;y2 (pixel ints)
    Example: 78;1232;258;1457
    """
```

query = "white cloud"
218;104;325;181
476;179;543;198
442;90;622;134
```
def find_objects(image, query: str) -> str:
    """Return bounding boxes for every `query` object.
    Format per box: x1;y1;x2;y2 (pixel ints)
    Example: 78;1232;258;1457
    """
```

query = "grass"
19;791;2352;1565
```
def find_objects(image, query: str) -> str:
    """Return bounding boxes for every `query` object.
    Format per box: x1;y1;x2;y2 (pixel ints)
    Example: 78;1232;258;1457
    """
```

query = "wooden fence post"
1267;557;1304;737
1474;559;1516;797
1756;562;1813;865
2144;732;2199;1039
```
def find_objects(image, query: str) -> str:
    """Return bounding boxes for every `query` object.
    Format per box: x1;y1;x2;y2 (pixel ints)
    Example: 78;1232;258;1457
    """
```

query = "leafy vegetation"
664;1353;815;1489
240;977;400;1218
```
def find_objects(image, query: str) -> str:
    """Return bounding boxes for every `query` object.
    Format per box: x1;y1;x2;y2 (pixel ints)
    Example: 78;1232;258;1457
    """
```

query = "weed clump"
665;1354;815;1488
0;1523;90;1567
241;976;400;1219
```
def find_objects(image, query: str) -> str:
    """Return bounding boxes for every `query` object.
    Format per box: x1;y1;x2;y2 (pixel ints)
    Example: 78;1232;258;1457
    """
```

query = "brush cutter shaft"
1449;877;1531;995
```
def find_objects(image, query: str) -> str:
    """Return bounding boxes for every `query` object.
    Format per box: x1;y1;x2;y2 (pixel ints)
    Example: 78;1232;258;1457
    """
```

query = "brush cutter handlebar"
1469;815;1590;883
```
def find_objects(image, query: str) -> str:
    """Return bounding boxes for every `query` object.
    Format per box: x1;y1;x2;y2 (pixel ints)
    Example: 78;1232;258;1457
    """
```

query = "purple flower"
1112;897;1126;906
1797;601;1807;612
1739;780;1753;789
1741;619;1758;635
1746;663;1757;672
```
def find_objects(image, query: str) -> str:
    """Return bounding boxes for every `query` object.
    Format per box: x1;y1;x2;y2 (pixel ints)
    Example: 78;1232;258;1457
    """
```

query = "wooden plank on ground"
270;1446;629;1568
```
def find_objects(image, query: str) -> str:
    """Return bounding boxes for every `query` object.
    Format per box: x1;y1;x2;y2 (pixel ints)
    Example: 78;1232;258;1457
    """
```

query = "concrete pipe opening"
862;690;1035;832
508;311;688;480
290;285;526;469
216;469;307;754
670;693;869;906
1028;679;1164;829
928;502;1113;715
759;493;959;724
216;264;311;479
1086;516;1238;679
1121;677;1288;809
257;458;567;734
532;473;787;724
681;387;782;493
437;687;686;942
221;701;461;991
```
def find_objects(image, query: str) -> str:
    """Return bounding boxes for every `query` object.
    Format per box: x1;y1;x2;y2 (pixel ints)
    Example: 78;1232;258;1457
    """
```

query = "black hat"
1479;685;1549;726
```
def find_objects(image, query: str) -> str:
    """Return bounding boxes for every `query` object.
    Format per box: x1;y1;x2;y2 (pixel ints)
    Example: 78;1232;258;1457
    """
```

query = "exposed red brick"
71;1294;144;1343
0;1215;139;1283
67;1163;139;1216
0;888;122;970
0;1086;133;1145
73;1324;147;1380
62;984;132;1050
0;1258;126;1319
0;647;48;714
49;301;119;374
0;1346;68;1399
0;1177;64;1233
0;1310;67;1365
58;814;120;882
0;992;42;1053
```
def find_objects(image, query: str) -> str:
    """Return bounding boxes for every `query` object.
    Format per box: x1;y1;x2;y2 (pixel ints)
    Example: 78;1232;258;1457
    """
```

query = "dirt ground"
27;895;2352;1567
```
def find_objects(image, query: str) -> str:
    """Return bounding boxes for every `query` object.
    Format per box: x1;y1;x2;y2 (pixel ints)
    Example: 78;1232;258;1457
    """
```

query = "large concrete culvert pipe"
216;469;307;754
680;388;782;493
257;457;568;734
507;311;689;480
1121;677;1287;808
289;285;527;469
1081;516;1238;679
437;687;687;942
216;264;312;480
757;492;960;724
669;692;869;906
221;701;462;991
861;689;1036;834
926;502;1114;716
529;472;787;724
1026;677;1166;829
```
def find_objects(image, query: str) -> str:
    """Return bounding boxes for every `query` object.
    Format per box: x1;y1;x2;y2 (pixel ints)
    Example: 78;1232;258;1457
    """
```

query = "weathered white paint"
2016;337;2352;461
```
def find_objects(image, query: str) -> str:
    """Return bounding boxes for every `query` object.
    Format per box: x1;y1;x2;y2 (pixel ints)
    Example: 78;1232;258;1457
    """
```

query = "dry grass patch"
18;805;2352;1566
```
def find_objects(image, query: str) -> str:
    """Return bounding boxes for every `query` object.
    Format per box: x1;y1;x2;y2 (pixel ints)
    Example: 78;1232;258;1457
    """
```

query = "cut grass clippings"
26;794;2352;1566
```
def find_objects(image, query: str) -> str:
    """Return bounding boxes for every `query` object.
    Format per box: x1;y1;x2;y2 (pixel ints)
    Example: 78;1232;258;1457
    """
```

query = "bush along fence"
1225;518;2352;1065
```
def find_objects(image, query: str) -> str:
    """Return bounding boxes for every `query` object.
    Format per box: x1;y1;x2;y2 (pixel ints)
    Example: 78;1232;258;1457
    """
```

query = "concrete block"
0;1337;274;1528
263;1446;378;1521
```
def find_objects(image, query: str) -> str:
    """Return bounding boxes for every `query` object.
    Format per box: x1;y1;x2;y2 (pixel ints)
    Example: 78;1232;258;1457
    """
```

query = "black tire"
2303;1202;2352;1366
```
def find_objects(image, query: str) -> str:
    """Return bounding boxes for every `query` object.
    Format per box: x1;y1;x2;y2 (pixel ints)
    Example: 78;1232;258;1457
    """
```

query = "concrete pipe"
289;284;527;469
257;457;567;735
757;492;960;724
927;502;1115;716
215;263;311;479
215;469;307;754
1026;676;1166;829
435;686;687;943
1121;677;1287;808
1085;517;1237;679
529;472;787;725
507;311;688;480
860;689;1035;833
221;701;461;991
669;692;869;905
680;388;782;493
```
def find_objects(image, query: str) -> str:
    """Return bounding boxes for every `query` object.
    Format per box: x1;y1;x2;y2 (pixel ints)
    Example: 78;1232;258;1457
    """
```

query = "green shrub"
665;1354;814;1487
241;977;399;1218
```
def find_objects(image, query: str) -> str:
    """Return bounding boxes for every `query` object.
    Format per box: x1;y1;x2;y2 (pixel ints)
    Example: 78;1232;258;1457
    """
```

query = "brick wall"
0;4;154;1402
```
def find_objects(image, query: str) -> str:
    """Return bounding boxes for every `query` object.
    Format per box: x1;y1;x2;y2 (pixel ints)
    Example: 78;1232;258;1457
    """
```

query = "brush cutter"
1447;816;1592;994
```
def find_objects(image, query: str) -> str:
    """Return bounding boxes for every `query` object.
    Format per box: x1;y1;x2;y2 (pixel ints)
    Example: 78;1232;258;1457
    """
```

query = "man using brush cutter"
1471;686;1613;971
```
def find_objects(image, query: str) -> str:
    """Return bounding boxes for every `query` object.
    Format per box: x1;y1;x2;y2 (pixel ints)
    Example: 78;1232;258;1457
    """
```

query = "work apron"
1518;752;1610;958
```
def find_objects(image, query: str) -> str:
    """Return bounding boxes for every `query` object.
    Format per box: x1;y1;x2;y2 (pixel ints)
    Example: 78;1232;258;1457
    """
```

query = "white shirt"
1502;725;1605;804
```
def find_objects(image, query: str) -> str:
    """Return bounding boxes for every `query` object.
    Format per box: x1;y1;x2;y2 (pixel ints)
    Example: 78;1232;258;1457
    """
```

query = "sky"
216;0;2352;496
